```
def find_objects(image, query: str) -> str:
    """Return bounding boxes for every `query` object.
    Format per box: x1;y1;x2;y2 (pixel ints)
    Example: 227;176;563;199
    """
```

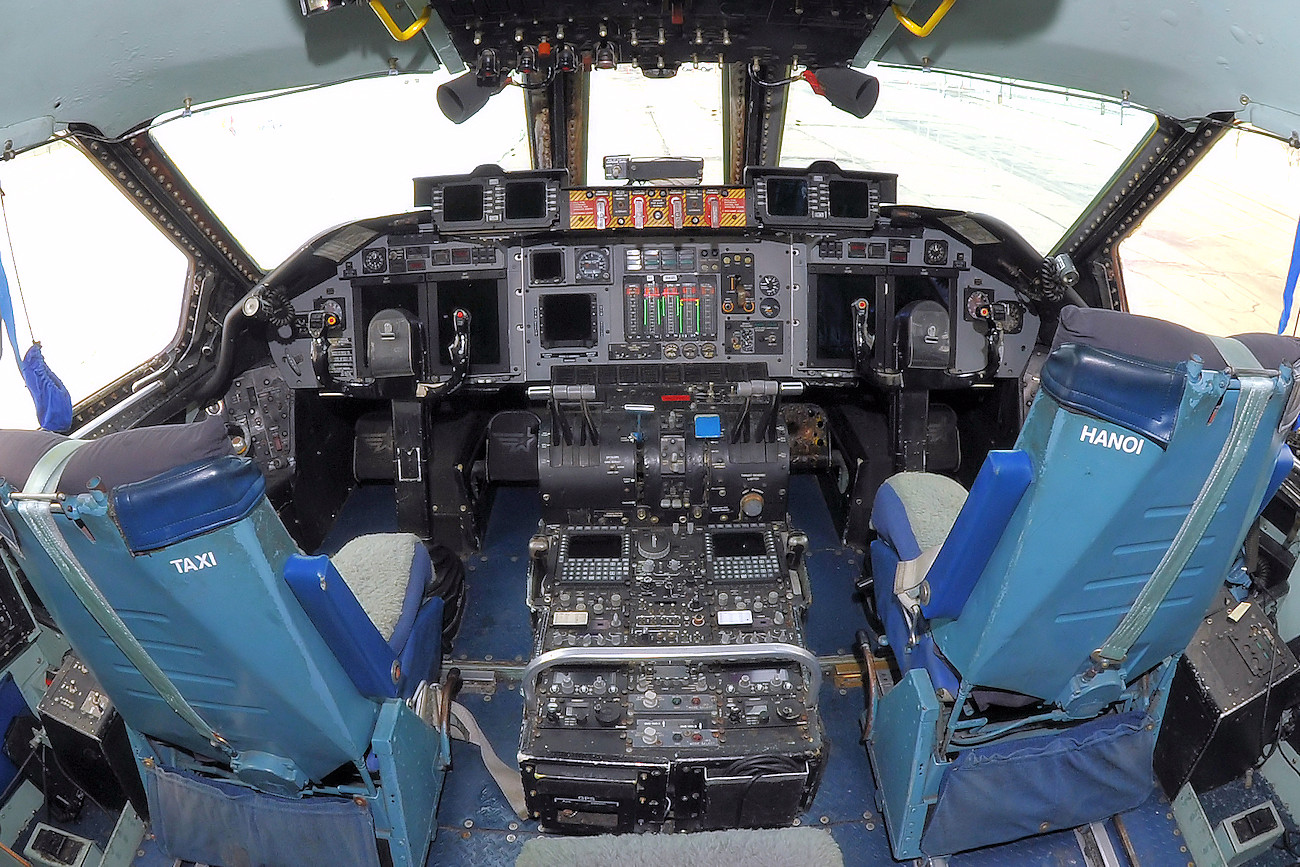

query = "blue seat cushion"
114;457;266;553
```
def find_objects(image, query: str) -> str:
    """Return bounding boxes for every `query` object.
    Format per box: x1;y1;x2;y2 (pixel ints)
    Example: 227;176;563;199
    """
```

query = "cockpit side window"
1118;129;1300;336
151;74;530;271
0;142;188;430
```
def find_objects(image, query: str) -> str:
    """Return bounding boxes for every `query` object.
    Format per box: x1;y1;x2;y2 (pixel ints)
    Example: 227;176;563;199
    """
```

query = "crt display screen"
442;184;485;222
765;178;809;217
712;532;766;557
828;180;874;219
505;181;549;220
435;279;500;365
569;534;623;559
531;249;564;283
815;273;875;361
540;294;596;348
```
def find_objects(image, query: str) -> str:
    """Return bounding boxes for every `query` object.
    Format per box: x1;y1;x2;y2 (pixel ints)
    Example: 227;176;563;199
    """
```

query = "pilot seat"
0;416;448;867
863;306;1300;858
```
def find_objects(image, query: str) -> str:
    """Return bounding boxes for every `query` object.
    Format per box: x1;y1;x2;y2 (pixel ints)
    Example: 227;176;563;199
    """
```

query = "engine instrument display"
624;277;718;341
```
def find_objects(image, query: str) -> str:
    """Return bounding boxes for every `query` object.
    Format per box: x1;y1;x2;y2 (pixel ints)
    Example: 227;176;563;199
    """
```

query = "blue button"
694;414;722;439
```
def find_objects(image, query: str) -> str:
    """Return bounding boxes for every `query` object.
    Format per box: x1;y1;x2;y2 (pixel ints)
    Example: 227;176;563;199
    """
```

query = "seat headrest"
0;416;235;494
1054;307;1300;371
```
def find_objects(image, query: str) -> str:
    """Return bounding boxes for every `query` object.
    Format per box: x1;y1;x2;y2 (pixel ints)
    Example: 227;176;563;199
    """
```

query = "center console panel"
518;364;822;832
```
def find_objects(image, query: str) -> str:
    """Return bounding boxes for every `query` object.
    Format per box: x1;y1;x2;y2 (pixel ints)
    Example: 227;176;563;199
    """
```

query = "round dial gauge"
577;249;610;281
759;275;781;296
759;298;781;319
361;248;387;273
924;239;950;266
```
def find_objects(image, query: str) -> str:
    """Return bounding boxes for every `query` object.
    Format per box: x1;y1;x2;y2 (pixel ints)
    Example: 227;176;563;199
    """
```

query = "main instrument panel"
268;163;1040;393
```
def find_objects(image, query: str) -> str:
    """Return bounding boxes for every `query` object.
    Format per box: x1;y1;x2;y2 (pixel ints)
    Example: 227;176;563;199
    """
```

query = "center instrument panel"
267;163;1040;393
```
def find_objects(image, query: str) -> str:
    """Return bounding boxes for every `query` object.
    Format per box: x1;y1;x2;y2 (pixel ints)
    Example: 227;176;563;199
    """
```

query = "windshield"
587;64;724;185
781;65;1156;252
152;73;530;270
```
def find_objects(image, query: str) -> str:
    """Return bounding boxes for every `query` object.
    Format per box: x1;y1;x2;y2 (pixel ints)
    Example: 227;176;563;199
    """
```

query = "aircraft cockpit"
0;3;1299;866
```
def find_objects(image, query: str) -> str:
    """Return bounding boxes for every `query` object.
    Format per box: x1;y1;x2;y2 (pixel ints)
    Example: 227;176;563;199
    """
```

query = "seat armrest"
396;597;444;699
923;450;1034;620
1261;444;1295;516
284;554;400;700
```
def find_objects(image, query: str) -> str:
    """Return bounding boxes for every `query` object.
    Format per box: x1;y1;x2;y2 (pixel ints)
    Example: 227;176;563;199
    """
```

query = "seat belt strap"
447;700;528;818
15;440;233;755
1096;338;1273;666
1210;335;1272;375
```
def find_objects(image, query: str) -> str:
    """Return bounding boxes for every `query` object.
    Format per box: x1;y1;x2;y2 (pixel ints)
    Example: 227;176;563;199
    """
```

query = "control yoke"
851;297;873;373
419;308;472;399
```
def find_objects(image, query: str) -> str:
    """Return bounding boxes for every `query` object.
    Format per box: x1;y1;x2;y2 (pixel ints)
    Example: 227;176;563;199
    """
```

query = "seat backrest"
929;308;1300;706
0;419;378;784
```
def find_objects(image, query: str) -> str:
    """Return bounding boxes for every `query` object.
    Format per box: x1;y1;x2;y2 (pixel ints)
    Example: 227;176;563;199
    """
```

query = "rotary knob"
776;699;802;721
637;530;671;560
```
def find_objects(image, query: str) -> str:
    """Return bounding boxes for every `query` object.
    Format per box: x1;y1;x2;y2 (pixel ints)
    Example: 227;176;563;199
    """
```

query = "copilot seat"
865;307;1300;858
0;417;447;867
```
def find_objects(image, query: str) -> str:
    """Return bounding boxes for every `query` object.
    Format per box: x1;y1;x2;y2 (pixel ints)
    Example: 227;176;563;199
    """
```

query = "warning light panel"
569;187;748;231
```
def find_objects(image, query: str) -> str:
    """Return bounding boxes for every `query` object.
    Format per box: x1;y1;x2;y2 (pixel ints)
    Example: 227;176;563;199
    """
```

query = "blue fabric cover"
922;451;1034;621
0;258;19;368
284;554;402;701
19;344;72;433
1041;343;1186;446
144;762;380;867
871;484;924;560
0;262;72;432
389;541;432;655
0;674;29;796
921;711;1156;855
870;541;960;698
1265;445;1295;513
114;457;265;553
397;594;444;693
933;365;1287;700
